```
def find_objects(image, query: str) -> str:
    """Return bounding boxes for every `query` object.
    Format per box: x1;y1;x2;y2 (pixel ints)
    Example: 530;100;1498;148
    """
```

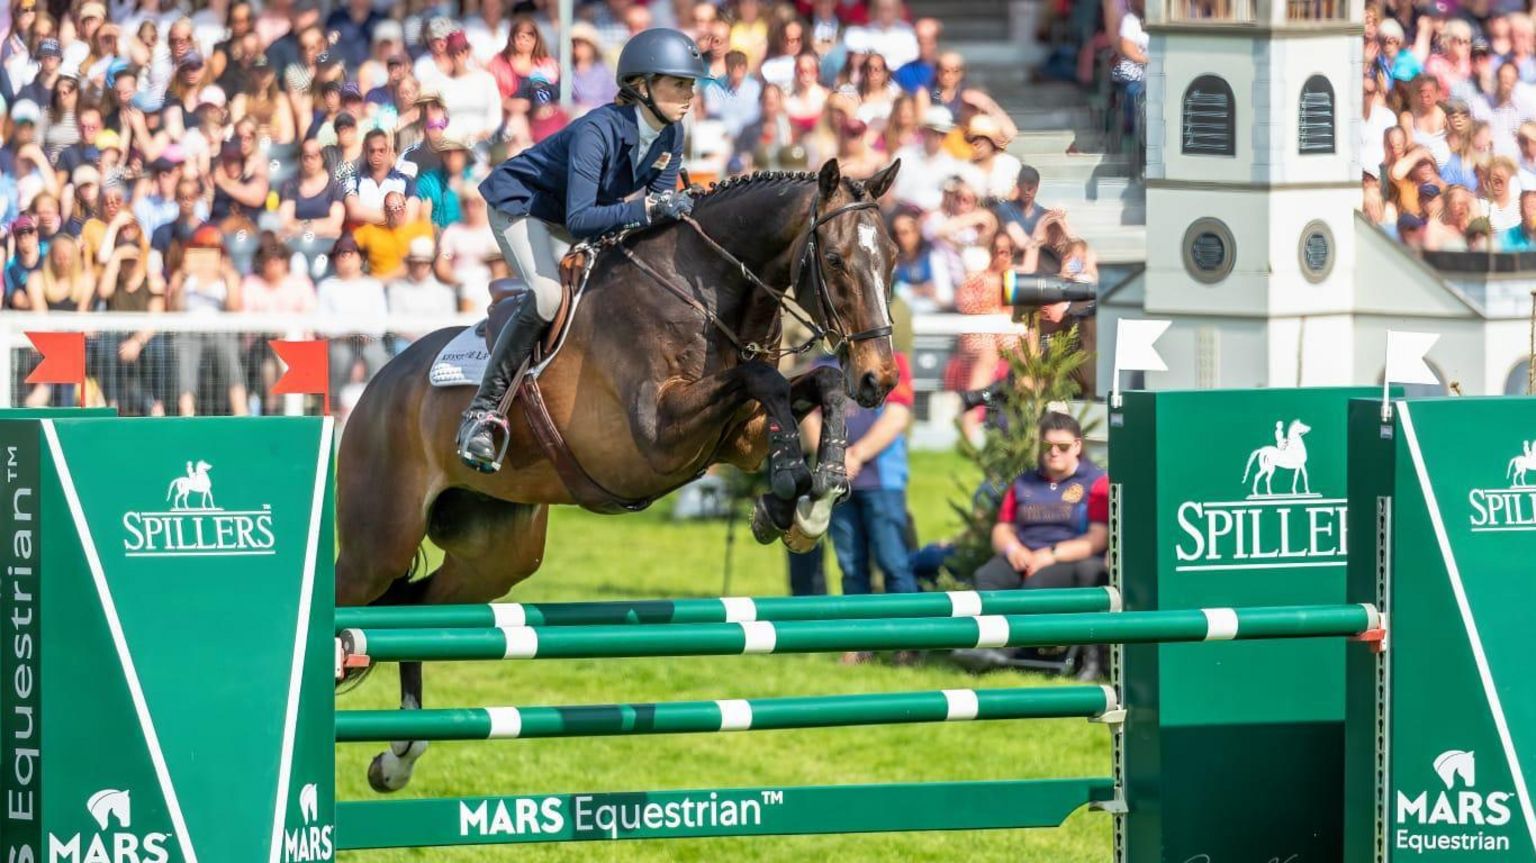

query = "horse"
1508;447;1536;487
334;159;902;792
1242;419;1312;497
167;460;215;510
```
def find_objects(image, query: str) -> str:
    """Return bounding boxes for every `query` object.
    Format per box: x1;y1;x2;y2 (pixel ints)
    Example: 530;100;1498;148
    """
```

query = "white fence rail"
0;312;1029;442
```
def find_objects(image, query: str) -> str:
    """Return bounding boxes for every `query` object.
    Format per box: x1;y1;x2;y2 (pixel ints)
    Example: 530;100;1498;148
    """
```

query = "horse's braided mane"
579;170;867;250
695;169;871;203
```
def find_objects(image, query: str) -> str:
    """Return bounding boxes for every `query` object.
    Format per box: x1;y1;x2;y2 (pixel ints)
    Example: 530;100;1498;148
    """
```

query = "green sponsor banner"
1350;398;1536;861
335;779;1117;848
1111;388;1377;863
0;417;335;863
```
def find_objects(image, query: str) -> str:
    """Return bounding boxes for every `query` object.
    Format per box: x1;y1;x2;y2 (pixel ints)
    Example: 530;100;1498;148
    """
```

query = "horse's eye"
825;251;845;270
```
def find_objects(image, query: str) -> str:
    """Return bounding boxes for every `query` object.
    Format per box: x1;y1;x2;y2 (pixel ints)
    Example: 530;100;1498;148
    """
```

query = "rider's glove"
647;189;695;222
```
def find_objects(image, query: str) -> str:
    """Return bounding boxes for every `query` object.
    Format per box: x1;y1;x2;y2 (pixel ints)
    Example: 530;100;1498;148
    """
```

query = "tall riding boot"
456;298;547;473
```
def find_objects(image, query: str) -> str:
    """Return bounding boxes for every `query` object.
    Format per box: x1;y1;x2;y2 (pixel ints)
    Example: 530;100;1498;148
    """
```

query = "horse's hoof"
782;522;820;554
792;493;835;539
751;498;785;544
367;753;407;793
367;740;427;793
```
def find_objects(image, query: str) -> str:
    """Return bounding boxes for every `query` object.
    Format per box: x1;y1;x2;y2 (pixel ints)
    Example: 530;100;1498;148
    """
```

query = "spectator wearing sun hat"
356;20;404;95
414;16;460;91
416;135;469;229
965;113;1021;202
892;105;969;212
65;2;108;70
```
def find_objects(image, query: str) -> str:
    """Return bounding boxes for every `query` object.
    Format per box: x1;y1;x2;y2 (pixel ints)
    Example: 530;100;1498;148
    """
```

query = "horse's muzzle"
855;370;891;409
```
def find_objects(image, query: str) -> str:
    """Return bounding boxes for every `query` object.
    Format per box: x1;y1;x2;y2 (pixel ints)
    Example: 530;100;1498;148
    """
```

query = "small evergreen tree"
944;319;1100;581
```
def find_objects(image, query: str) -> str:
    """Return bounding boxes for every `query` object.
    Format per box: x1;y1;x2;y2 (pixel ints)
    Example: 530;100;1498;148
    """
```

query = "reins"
616;187;889;363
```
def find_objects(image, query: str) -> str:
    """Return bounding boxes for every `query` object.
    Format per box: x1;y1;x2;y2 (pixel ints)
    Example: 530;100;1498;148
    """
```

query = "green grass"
336;450;1114;861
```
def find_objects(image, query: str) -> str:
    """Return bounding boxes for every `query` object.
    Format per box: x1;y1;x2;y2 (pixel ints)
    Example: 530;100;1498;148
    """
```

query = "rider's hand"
647;189;695;222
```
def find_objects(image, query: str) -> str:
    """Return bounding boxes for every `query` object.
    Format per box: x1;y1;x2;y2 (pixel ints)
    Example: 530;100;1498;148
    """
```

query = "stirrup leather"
457;408;513;473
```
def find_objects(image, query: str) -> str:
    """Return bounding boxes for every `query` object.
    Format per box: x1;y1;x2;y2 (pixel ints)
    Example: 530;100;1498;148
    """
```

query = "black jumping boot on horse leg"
456;299;546;473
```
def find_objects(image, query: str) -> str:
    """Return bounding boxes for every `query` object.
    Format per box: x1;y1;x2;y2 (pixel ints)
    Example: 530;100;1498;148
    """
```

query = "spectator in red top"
978;411;1108;592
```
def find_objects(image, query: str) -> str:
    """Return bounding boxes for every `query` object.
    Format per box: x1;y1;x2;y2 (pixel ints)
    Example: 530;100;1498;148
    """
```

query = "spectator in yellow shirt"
353;191;433;279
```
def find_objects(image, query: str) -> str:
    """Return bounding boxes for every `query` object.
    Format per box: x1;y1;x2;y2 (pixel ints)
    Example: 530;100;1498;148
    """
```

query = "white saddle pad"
429;325;490;388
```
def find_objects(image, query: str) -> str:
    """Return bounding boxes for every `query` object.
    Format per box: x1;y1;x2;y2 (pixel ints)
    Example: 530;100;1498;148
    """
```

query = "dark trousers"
973;553;1109;591
786;547;828;596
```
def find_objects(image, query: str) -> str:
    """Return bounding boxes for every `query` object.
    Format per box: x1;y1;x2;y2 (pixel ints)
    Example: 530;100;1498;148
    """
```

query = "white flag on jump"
1114;319;1172;373
1111;319;1172;407
1383;330;1441;385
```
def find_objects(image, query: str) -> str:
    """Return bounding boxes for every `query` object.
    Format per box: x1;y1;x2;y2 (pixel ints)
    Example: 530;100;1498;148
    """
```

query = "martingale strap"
515;377;656;514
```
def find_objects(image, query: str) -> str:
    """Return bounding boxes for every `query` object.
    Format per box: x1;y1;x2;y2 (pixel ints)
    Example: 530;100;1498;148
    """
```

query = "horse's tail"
166;478;178;501
1242;449;1262;482
1511;457;1521;480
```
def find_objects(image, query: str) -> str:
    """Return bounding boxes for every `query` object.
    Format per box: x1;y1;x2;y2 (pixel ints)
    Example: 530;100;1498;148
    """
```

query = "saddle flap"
482;251;582;361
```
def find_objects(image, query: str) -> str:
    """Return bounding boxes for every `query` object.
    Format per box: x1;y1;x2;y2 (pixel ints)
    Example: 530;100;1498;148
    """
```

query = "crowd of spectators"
0;0;1092;414
1359;1;1536;252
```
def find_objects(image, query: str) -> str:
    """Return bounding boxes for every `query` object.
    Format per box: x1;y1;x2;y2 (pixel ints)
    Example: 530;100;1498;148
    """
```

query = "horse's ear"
866;159;901;200
817;159;841;199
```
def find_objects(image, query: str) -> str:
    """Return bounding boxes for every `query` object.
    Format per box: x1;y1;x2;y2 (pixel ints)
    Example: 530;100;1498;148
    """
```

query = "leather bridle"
795;191;892;350
619;187;894;362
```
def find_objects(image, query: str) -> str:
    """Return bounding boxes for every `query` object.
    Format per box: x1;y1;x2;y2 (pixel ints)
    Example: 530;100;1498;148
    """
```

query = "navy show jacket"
479;103;684;239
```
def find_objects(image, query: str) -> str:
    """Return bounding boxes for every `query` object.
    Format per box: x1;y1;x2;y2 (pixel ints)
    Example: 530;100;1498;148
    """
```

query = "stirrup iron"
457;408;513;473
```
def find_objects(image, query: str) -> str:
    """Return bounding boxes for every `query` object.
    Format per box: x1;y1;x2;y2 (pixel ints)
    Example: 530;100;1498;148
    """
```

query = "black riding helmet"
615;28;710;126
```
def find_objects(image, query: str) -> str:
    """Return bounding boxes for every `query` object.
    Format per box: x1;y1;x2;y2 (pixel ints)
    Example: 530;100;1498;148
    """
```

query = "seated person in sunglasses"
974;410;1108;591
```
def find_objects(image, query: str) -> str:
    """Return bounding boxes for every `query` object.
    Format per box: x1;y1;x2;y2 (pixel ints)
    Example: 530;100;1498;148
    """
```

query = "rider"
459;28;711;472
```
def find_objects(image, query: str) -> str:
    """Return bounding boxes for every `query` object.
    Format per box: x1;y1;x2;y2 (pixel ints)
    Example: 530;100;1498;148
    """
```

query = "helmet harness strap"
621;74;673;128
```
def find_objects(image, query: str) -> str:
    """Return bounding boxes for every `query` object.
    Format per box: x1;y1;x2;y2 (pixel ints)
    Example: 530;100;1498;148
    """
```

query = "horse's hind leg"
364;577;431;794
364;495;549;793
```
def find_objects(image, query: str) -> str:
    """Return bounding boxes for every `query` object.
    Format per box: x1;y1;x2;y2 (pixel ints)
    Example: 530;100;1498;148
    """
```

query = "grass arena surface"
335;451;1113;861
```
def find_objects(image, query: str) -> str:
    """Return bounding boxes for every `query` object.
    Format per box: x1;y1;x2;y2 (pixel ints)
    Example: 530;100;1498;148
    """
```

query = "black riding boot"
456;299;547;473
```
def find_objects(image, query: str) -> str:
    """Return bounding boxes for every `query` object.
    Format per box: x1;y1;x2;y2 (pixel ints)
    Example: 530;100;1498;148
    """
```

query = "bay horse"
335;159;901;791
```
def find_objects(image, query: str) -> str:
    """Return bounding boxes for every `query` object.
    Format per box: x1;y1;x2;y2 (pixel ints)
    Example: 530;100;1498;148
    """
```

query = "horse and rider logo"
1506;442;1536;487
1241;419;1316;498
166;460;216;511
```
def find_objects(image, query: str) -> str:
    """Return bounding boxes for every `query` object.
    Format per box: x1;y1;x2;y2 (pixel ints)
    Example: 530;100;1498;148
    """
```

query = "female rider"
461;28;710;472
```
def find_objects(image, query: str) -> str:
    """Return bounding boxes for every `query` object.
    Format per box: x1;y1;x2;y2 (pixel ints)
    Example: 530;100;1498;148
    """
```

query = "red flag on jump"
269;339;331;415
25;331;86;398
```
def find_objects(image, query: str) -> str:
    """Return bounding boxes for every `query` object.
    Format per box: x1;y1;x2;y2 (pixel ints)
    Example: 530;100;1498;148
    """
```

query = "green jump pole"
339;603;1381;663
334;587;1121;631
334;685;1117;742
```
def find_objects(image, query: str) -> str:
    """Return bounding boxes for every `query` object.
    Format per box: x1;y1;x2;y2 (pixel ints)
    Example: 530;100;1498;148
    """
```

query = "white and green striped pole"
339;604;1381;664
335;685;1118;742
334;587;1121;631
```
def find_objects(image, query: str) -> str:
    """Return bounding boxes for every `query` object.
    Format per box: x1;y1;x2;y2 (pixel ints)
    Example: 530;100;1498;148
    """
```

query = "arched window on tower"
1182;75;1236;156
1298;75;1336;154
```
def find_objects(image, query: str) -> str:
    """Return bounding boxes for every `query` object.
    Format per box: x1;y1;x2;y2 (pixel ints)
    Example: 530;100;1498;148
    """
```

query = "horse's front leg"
655;362;811;535
774;366;853;550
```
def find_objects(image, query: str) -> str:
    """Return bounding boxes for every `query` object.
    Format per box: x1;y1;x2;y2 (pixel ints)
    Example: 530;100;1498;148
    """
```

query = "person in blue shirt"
460;28;710;472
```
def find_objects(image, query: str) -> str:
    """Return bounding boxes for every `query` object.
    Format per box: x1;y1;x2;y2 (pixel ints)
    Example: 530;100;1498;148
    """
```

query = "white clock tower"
1137;0;1365;388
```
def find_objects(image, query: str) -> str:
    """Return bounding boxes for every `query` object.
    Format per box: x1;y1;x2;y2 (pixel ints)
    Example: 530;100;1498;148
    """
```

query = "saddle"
477;247;583;362
478;246;654;515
